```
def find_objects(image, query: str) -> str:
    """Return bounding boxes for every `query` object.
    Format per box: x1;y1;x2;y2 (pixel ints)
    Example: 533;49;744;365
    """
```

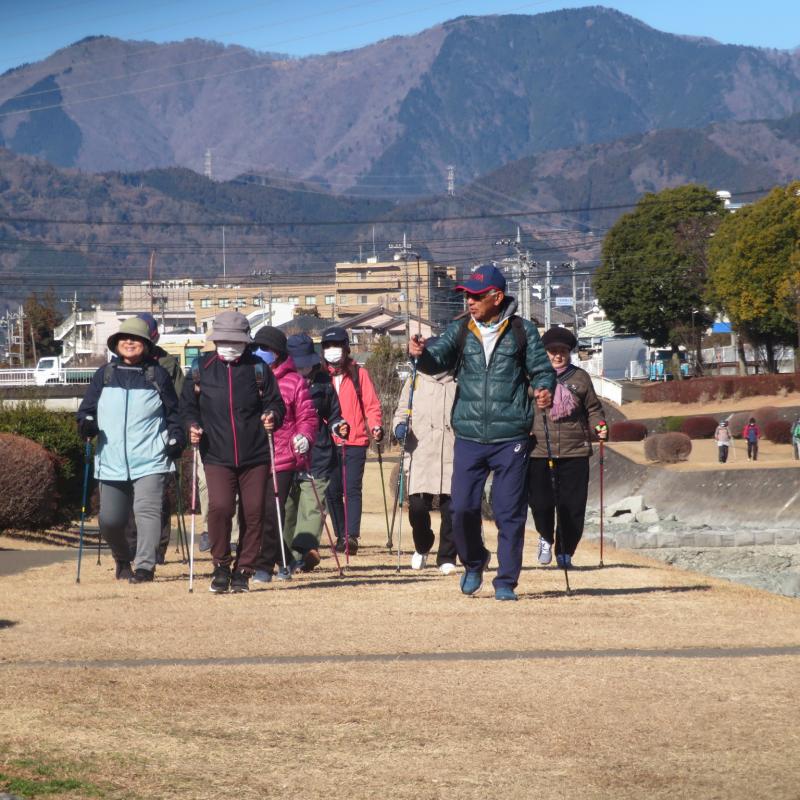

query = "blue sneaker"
556;553;572;569
460;551;490;596
495;586;518;601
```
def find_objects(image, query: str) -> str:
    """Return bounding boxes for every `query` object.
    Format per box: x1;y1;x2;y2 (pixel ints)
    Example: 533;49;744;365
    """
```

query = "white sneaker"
410;551;428;570
252;569;272;584
438;562;457;576
537;537;552;565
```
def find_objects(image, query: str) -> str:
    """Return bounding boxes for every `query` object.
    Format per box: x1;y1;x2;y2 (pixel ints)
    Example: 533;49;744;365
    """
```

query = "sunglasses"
464;291;497;302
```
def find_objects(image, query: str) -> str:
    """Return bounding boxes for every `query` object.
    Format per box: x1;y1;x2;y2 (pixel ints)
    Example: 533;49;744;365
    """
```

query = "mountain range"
1;6;799;196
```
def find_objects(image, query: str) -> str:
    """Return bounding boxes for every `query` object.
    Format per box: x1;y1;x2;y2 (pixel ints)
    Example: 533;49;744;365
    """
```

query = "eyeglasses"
464;291;497;302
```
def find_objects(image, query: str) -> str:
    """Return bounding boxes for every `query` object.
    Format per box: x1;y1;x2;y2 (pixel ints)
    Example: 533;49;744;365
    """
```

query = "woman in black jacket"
180;311;285;594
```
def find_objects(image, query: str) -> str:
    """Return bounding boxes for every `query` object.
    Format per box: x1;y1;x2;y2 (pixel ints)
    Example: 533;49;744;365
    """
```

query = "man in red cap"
409;264;555;601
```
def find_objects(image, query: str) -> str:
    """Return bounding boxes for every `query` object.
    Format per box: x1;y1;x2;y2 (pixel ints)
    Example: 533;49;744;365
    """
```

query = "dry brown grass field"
1;461;799;799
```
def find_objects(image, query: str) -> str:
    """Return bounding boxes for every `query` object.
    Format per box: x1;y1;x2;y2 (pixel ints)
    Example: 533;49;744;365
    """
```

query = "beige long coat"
392;372;456;495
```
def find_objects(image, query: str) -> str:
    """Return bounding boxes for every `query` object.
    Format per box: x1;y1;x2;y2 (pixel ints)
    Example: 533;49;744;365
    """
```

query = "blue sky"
2;0;798;74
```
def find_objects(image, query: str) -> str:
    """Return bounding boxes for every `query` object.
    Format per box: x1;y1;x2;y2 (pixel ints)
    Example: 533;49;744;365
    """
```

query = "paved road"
0;548;74;577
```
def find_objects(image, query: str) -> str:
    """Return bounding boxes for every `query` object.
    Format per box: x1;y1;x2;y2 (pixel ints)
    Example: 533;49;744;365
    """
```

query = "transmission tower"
446;165;455;197
204;148;213;180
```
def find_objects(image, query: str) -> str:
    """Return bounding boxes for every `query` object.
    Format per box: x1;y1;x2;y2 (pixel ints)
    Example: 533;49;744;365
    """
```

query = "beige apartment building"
121;256;459;332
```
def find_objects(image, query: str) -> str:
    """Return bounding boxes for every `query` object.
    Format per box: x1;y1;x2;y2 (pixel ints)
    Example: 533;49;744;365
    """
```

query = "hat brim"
208;330;251;344
291;352;321;369
107;333;153;353
455;283;502;294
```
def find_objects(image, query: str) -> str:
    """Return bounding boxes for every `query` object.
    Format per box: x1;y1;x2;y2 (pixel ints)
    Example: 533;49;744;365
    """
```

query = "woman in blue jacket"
77;317;185;584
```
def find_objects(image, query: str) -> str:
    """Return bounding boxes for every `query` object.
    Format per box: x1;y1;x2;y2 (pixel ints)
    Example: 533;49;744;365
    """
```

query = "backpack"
347;362;369;423
746;425;758;442
191;356;267;397
453;315;528;379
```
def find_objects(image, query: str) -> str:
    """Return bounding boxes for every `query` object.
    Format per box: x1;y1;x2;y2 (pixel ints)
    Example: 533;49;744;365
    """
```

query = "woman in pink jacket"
251;327;318;582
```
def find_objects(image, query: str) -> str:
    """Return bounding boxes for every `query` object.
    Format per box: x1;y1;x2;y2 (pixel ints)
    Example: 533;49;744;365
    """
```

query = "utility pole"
389;233;419;340
544;260;552;331
156;295;168;331
222;226;227;280
496;227;531;321
148;250;157;314
570;260;578;332
252;269;273;325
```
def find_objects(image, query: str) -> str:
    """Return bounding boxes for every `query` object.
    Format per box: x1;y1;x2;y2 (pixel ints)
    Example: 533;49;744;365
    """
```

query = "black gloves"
165;438;184;460
78;415;99;439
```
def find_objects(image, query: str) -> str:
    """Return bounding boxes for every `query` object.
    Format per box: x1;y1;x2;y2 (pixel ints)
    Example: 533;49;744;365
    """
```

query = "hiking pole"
267;427;291;579
174;463;189;562
376;443;392;549
396;462;405;573
388;361;417;547
303;457;344;577
598;439;605;568
76;439;92;584
189;445;198;593
342;441;350;567
542;415;571;595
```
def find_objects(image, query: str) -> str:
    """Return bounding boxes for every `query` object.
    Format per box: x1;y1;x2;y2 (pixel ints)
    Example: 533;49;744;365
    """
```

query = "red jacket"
328;361;382;447
742;422;761;442
271;357;318;472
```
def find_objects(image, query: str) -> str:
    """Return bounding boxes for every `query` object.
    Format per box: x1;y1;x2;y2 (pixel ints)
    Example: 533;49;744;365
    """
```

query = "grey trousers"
99;474;168;572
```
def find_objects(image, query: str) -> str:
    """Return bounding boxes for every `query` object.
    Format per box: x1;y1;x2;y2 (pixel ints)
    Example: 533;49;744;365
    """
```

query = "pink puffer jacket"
271;357;318;472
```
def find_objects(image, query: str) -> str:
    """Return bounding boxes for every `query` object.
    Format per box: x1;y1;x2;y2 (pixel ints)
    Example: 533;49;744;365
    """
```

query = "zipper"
227;363;240;466
123;382;130;478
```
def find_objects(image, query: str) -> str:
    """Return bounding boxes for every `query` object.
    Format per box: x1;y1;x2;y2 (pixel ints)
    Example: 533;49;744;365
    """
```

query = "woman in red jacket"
251;327;318;582
321;326;383;554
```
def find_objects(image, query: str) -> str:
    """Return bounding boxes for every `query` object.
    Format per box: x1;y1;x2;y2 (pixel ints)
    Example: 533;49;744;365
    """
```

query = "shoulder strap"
453;318;470;378
105;361;164;403
253;361;266;399
191;357;201;396
103;363;114;386
349;362;367;420
510;316;527;366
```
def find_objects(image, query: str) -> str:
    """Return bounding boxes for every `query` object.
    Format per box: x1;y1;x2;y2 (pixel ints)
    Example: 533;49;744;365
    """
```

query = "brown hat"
207;311;251;344
541;326;577;351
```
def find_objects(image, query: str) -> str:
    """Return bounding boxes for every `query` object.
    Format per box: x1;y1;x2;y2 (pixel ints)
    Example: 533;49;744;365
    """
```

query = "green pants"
284;475;330;560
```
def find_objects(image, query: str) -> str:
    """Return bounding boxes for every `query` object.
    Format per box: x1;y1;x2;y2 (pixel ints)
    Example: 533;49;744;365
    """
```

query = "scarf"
550;365;578;421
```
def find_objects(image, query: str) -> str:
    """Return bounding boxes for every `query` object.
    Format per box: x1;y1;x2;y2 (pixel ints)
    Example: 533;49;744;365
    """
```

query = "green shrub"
0;402;85;521
0;433;57;529
663;416;686;432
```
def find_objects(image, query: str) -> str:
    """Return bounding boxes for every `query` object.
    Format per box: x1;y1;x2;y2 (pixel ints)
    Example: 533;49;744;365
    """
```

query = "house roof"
578;319;616;339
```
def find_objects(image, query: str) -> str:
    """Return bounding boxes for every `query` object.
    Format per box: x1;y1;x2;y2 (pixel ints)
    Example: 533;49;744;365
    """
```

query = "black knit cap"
253;326;288;356
540;326;577;351
321;326;349;346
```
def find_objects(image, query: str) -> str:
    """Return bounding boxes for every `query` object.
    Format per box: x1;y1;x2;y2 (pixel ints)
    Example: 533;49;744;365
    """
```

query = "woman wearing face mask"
249;327;318;582
527;327;607;569
321;326;383;554
281;334;349;571
180;311;285;594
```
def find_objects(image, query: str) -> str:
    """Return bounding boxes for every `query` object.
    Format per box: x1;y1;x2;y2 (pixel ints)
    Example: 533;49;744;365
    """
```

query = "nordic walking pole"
542;415;571;595
189;444;198;593
303;456;344;577
76;439;92;583
267;425;291;578
342;441;350;567
388;361;417;547
376;443;392;549
598;439;605;568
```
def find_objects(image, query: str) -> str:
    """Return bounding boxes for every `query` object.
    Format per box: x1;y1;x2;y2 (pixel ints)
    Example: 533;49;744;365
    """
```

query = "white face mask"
217;343;246;361
324;347;344;364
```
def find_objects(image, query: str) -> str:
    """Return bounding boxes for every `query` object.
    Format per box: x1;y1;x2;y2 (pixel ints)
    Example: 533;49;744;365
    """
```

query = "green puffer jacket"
417;299;556;444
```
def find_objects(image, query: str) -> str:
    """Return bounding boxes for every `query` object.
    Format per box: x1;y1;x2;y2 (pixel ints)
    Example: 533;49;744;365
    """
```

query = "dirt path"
1;462;799;800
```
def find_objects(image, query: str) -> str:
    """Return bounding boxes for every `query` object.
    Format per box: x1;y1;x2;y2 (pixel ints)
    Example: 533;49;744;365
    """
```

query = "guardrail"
590;375;624;406
0;369;36;386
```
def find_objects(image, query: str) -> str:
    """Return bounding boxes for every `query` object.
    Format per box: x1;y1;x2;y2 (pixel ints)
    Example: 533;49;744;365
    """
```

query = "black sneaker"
209;564;232;593
129;567;155;584
230;570;250;593
335;538;346;553
115;560;133;581
348;538;359;555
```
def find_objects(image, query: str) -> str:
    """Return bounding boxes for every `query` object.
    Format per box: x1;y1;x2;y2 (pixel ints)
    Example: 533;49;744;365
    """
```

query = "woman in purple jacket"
251;327;318;582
